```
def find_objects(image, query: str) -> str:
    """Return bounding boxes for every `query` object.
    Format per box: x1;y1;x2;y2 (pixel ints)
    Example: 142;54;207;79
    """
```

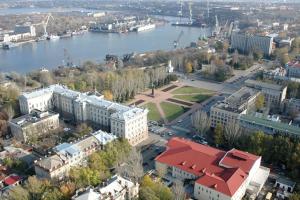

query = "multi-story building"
155;137;269;200
34;130;116;179
231;33;273;55
3;23;36;43
286;60;300;78
210;87;261;127
72;175;139;200
245;79;287;107
239;114;300;137
19;85;148;146
8;109;59;142
283;98;300;114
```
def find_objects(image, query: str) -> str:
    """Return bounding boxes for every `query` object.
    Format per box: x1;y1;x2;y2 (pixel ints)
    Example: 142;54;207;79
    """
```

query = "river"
0;15;211;73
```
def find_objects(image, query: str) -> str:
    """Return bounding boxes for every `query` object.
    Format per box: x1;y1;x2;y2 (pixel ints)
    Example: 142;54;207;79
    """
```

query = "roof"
92;130;117;145
54;143;81;157
245;79;285;91
73;188;101;200
99;175;134;197
155;137;260;197
276;177;296;188
4;174;21;185
240;114;300;136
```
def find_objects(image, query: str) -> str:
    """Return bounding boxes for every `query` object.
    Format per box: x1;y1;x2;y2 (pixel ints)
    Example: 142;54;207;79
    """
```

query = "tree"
139;187;160;200
39;71;53;87
184;61;193;74
6;185;30;200
140;175;173;200
191;111;211;136
255;94;265;110
59;182;76;199
172;179;185;200
25;176;50;200
116;148;143;183
41;188;63;200
103;90;113;101
289;193;300;200
224;122;241;148
214;123;224;147
76;123;92;137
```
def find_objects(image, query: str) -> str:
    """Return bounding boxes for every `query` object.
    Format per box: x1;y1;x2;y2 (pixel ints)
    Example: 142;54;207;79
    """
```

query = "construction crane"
173;30;184;48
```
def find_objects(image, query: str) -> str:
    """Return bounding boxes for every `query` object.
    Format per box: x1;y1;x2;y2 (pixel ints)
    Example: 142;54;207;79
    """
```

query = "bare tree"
224;122;241;148
116;148;144;183
191;110;211;136
156;162;167;178
172;179;185;200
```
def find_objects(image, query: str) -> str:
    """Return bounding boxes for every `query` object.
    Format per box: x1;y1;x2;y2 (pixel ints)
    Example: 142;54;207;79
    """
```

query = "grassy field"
173;94;211;103
142;103;161;121
160;102;188;122
172;86;214;95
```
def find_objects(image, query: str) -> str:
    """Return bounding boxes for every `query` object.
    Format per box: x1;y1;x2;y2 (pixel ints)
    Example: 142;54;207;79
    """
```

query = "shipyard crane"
173;30;184;48
178;0;183;22
188;1;193;25
42;13;54;38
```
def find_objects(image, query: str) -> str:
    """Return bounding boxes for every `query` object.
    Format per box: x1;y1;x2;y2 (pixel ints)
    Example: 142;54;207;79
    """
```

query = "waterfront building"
155;137;269;200
72;175;139;200
3;23;36;43
9;109;59;142
210;87;261;127
19;85;148;146
244;79;287;107
230;33;273;55
34;130;117;179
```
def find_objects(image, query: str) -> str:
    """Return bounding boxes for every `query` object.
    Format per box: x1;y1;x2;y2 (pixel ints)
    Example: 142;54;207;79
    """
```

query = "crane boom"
173;30;184;48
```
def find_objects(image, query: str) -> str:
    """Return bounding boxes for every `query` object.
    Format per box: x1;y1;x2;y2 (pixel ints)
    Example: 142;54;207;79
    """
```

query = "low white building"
155;137;269;200
72;175;139;200
19;85;148;146
275;177;296;199
9;109;59;142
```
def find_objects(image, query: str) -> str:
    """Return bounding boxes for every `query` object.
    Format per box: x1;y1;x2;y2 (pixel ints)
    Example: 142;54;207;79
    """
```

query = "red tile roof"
4;175;21;186
155;137;260;197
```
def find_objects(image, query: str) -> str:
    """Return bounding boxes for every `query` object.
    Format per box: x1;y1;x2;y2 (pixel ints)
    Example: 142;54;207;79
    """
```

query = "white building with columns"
19;85;148;146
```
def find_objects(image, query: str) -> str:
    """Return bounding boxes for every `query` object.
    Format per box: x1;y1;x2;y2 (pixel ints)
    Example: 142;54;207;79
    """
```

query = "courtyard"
128;83;215;124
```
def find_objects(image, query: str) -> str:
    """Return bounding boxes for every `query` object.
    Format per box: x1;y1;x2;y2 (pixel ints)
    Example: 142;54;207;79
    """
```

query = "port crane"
173;30;184;48
43;13;54;37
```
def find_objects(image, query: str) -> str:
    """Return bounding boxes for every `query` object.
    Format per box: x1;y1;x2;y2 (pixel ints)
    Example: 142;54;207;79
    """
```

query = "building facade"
19;85;148;146
231;33;273;55
210;87;260;127
286;61;300;78
245;79;287;107
34;130;117;179
9;109;59;142
155;138;269;200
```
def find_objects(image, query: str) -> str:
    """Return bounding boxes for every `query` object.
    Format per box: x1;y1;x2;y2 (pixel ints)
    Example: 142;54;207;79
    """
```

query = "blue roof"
55;143;81;156
92;130;117;145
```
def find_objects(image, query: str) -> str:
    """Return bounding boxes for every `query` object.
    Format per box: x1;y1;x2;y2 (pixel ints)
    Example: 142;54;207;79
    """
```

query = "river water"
0;14;211;73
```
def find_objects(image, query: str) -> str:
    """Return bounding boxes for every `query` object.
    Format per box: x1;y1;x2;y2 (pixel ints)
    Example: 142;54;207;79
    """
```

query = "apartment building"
34;130;116;179
210;87;261;127
72;175;139;200
8;109;59;142
286;61;300;78
19;85;148;146
231;33;273;55
245;79;287;107
155;138;269;200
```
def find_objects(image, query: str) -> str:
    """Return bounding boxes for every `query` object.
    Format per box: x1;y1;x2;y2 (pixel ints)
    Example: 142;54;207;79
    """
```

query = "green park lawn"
160;102;188;122
172;86;215;95
173;94;211;103
142;103;161;121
